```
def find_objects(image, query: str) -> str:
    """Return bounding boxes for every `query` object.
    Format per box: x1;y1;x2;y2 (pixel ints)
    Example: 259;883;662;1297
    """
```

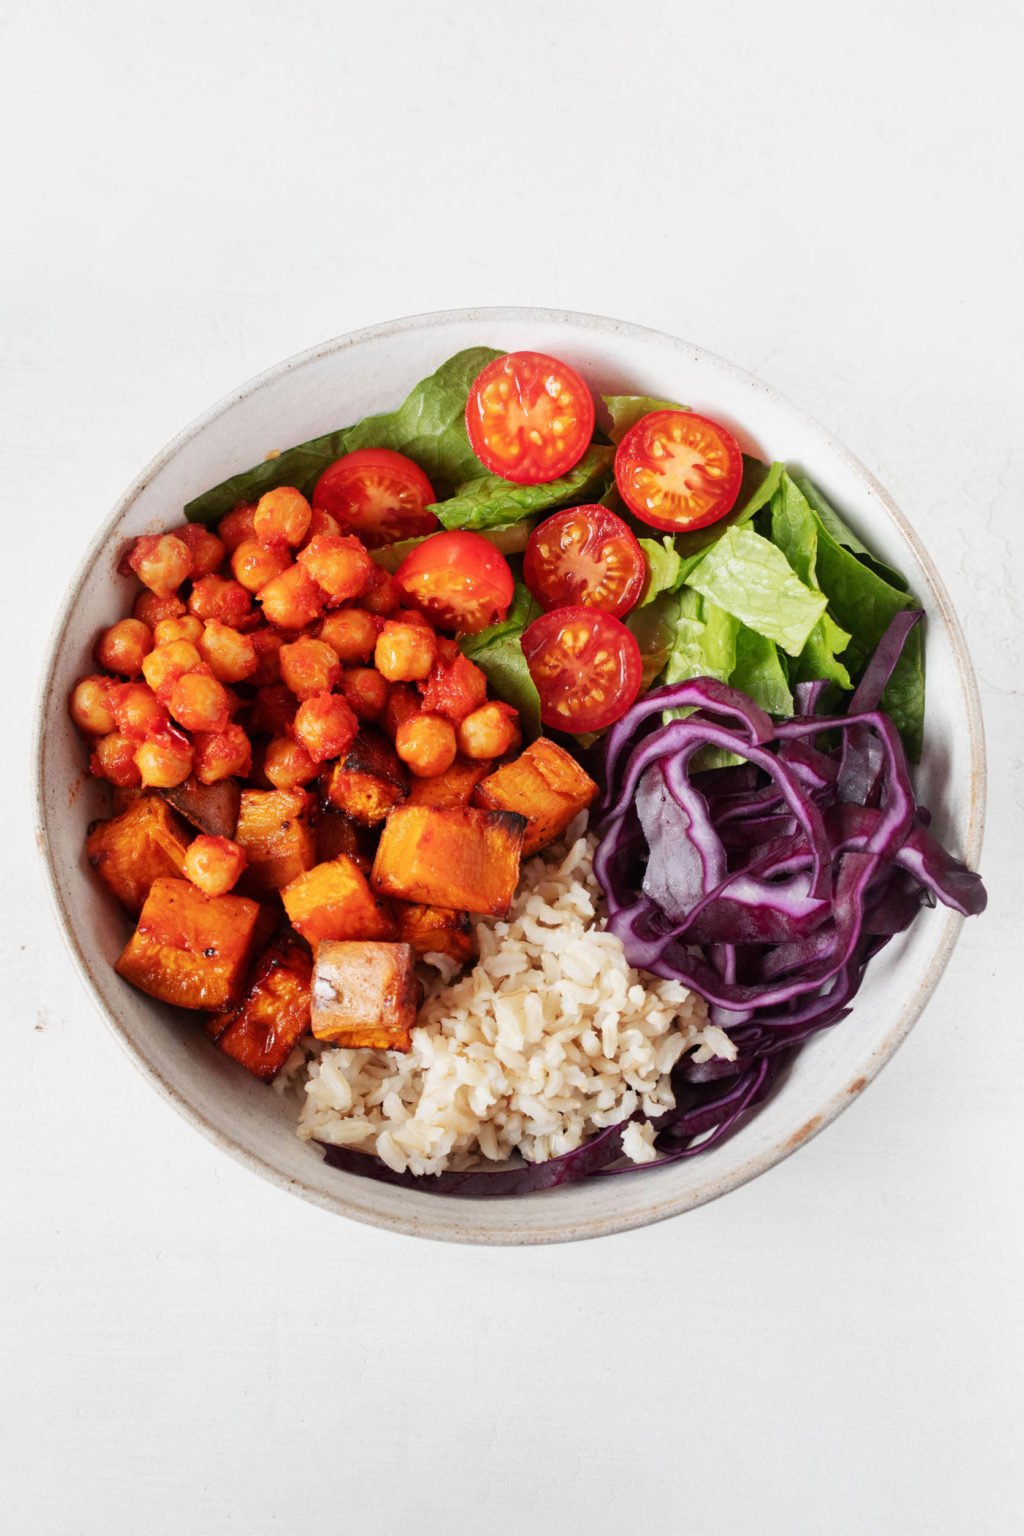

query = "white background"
3;2;1022;1532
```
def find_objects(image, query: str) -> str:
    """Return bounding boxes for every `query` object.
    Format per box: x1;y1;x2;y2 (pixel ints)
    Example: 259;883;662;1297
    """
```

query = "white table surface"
4;2;1021;1531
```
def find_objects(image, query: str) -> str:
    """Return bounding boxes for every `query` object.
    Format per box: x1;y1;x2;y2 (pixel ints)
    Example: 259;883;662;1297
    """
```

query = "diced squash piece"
394;902;476;966
316;808;372;871
321;727;408;826
207;934;312;1081
115;877;260;1010
406;754;491;809
162;775;241;838
371;805;525;917
86;795;190;915
473;738;598;856
236;788;317;892
282;856;395;944
311;940;418;1051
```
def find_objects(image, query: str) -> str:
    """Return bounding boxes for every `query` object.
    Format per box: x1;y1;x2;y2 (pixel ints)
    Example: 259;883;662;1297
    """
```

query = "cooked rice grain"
297;815;734;1175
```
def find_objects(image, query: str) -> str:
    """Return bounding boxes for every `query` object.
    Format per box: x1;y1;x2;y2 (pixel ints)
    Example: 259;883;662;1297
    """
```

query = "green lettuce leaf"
185;347;502;525
795;475;910;591
459;583;542;739
602;394;685;443
625;590;684;691
768;472;852;689
672;459;786;583
729;624;794;716
685;525;827;656
638;535;682;605
434;444;614;532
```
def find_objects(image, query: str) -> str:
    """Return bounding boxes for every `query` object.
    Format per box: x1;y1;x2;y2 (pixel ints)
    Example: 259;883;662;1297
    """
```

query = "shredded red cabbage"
318;610;986;1198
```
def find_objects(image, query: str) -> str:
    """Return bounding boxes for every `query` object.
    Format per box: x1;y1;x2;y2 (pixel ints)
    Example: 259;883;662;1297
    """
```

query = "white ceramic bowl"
34;307;986;1244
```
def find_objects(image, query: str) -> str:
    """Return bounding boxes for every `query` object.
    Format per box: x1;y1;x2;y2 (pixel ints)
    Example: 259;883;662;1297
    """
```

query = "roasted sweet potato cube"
406;754;491;809
321;727;408;826
371;805;525;917
87;795;190;914
315;807;373;870
207;934;312;1081
311;940;418;1051
236;789;317;892
282;856;396;944
115;877;260;1010
473;738;598;856
394;902;476;966
162;775;241;838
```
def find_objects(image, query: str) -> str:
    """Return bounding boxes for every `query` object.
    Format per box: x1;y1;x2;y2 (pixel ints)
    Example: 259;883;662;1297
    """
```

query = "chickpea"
133;590;186;627
69;675;115;736
303;506;341;542
176;523;226;579
127;533;193;597
319;608;379;663
361;565;400;616
135;732;194;789
90;732;143;788
192;724;252;785
279;635;342;700
245;683;296;736
297;533;373;605
456;702;519;759
152;615;204;647
199;619;258;684
110;681;169;739
421;650;488;722
382;683;421;740
257;563;324;630
264;734;318;790
95;618;153;678
374;619;437;683
188;574;253;628
253;486;312;548
167;669;231;733
249;627;284;685
142;639;203;697
341;667;390;722
292;691;358;764
182;835;247;898
395;714;458;778
217;501;258;553
230;537;292;594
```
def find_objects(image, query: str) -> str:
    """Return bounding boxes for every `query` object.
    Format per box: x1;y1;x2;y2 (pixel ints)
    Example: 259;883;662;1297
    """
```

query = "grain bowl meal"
67;346;987;1195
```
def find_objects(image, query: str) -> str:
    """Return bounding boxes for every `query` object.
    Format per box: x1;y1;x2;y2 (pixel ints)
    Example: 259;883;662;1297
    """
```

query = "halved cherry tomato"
521;607;642;732
524;505;646;618
394;531;514;634
312;448;437;549
614;410;743;533
465;352;595;486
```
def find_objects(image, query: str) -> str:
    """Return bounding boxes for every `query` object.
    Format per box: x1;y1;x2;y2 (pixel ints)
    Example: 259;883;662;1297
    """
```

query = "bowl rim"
33;304;987;1244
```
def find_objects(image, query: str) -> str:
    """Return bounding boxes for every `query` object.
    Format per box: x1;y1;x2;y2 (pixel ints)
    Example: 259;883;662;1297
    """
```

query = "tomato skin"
312;448;438;549
521;607;643;733
524;505;646;618
394;531;514;635
614;410;743;533
465;352;595;486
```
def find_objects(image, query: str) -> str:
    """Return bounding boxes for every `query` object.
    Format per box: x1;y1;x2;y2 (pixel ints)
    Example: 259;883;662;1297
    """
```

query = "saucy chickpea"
152;615;204;647
191;724;252;785
395;713;457;778
319;608;379;663
456;701;520;760
341;667;390;722
292;691;359;764
69;676;115;736
127;533;193;597
257;564;324;630
374;618;437;683
141;639;202;697
132;591;186;627
253;486;312;548
249;628;284;685
177;523;226;579
217;502;257;553
95;618;153;678
135;732;194;789
110;681;168;739
361;565;400;616
182;835;247;898
167;669;232;734
90;732;143;787
230;537;292;594
264;734;318;790
199;619;258;684
297;533;373;605
188;575;253;628
279;636;342;700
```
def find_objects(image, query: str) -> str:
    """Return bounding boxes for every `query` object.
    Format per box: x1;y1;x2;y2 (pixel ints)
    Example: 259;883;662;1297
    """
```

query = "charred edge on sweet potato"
311;940;418;1051
321;727;409;826
473;738;598;856
207;933;312;1081
235;788;317;892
